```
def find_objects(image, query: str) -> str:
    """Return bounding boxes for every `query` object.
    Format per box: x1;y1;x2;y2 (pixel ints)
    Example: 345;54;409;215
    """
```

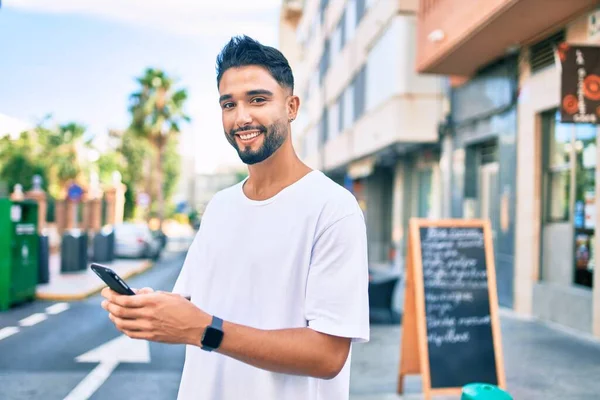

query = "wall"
449;56;518;308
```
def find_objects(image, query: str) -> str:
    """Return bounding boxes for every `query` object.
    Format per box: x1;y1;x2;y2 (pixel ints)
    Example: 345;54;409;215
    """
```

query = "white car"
114;222;161;260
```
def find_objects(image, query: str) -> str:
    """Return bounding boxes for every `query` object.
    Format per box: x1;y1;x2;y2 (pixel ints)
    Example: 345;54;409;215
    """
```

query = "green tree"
105;128;152;220
34;119;90;199
128;68;190;227
0;132;48;193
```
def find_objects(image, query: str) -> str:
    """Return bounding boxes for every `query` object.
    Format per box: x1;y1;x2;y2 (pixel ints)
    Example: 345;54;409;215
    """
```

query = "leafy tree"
128;68;190;227
0;132;48;193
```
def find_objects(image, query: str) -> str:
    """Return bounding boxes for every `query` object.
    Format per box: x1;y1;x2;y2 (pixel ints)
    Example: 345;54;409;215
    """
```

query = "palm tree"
128;68;190;227
35;120;90;199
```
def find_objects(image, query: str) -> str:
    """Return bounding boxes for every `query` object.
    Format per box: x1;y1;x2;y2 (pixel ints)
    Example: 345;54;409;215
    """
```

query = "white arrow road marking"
0;327;20;341
63;334;151;400
46;303;70;315
19;313;47;327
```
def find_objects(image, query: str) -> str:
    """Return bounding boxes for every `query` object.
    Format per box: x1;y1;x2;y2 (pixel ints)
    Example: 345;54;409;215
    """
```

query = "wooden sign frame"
397;218;506;399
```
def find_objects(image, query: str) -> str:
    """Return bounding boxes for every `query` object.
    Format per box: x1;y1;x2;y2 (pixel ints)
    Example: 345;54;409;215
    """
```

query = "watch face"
202;326;224;349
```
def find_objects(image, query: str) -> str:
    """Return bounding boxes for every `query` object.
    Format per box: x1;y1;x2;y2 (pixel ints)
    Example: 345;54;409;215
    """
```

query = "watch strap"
212;315;223;330
201;315;224;352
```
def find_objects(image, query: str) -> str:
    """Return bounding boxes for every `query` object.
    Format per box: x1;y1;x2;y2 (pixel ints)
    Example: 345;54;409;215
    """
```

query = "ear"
287;95;300;123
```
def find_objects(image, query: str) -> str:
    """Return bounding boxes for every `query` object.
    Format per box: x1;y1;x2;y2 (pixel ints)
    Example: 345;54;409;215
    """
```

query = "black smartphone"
91;263;136;295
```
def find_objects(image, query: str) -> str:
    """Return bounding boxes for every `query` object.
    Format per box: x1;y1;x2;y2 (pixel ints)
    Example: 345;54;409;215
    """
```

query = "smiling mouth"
236;131;262;141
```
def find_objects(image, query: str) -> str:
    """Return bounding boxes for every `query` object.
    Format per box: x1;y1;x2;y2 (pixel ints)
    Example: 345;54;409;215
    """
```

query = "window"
337;92;345;133
356;0;366;24
353;66;367;122
340;10;347;49
319;109;329;145
366;17;401;112
344;83;354;129
328;101;339;141
344;0;356;44
320;0;329;25
331;22;342;64
319;39;330;85
543;109;597;288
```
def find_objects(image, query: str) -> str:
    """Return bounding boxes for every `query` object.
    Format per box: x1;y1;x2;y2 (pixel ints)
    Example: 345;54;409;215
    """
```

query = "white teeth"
239;132;260;140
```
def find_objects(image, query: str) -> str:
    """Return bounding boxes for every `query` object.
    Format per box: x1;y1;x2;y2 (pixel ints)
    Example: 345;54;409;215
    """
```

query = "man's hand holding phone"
100;286;211;346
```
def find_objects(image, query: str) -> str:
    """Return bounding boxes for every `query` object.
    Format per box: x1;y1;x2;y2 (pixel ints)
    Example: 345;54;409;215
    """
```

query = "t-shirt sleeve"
305;211;370;343
172;230;201;298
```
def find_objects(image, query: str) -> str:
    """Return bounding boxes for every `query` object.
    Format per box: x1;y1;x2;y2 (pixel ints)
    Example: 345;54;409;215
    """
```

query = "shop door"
480;162;499;239
417;168;433;218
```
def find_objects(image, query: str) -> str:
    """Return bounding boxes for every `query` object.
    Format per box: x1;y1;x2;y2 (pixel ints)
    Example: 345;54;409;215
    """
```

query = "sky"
0;0;282;173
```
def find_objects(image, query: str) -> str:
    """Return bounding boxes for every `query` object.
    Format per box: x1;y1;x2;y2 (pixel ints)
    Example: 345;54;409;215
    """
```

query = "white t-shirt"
172;170;370;400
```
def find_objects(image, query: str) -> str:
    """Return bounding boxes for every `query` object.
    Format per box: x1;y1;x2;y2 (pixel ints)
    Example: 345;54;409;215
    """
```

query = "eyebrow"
219;89;274;103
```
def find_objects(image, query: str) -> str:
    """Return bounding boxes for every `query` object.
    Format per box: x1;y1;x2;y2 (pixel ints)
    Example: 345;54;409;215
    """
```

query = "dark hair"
216;35;294;93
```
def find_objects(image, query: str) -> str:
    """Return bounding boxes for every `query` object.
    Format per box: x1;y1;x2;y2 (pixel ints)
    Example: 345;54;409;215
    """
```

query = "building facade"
280;0;445;267
416;0;600;337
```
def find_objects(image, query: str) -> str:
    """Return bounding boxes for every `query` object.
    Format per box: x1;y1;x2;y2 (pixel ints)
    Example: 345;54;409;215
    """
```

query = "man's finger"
112;316;149;332
101;287;114;299
133;287;155;295
109;291;152;308
106;303;146;319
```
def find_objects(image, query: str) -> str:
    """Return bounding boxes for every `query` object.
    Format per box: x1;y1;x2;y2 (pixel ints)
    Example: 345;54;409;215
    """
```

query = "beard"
226;119;287;165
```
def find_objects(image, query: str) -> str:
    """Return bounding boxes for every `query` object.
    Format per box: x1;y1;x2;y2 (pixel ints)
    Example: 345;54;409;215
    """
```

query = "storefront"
446;55;518;308
515;14;600;337
540;110;596;289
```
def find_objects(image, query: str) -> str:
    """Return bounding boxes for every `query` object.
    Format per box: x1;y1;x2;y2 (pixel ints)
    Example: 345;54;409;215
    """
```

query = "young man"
101;35;370;399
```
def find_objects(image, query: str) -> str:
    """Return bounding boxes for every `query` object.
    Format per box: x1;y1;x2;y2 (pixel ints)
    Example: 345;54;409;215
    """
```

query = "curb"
35;260;154;301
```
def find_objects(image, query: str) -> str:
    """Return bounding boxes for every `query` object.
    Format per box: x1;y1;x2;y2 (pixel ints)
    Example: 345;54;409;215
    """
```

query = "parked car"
114;222;161;260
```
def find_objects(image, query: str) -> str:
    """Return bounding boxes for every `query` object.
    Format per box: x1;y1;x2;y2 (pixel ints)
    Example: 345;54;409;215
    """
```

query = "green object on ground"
461;383;513;400
0;198;39;311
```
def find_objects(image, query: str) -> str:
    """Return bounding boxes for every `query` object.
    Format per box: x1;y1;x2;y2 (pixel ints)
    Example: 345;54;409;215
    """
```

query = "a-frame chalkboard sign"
397;219;506;399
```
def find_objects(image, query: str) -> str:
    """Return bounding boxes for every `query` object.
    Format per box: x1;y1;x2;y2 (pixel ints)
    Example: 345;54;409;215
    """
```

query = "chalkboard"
420;226;497;388
398;219;505;399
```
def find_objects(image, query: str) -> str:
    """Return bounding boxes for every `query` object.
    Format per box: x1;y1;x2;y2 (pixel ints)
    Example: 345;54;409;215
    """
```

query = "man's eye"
222;102;234;109
251;97;266;104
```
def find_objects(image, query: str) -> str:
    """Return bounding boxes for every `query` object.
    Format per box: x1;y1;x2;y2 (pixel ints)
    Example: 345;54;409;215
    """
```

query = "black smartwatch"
201;316;224;352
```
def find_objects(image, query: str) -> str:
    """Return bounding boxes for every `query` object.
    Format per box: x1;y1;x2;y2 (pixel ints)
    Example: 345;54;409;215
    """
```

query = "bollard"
461;383;513;400
38;233;50;284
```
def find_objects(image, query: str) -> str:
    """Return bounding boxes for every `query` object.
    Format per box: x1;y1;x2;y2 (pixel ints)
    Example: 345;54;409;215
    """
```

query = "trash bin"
92;226;114;262
461;383;513;400
0;199;39;311
61;229;88;273
38;233;50;284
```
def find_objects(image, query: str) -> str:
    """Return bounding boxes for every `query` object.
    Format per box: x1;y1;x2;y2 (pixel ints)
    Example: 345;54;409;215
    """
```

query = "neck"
244;139;311;200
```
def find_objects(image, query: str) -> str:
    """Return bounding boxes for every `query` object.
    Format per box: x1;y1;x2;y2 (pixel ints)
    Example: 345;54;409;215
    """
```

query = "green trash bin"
0;199;39;311
461;383;513;400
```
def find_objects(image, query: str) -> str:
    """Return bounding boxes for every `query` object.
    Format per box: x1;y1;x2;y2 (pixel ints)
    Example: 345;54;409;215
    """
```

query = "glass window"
331;21;343;60
366;17;401;112
344;83;354;129
337;93;345;133
353;66;367;122
543;109;597;288
356;0;366;23
319;40;330;85
328;101;339;141
344;0;356;44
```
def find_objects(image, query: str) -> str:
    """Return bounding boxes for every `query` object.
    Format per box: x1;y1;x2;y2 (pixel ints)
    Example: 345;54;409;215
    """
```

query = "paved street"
0;250;187;400
2;244;600;399
350;314;600;400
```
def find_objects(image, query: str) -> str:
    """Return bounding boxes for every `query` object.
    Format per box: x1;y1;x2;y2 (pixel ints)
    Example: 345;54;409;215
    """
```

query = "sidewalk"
36;253;152;301
349;310;600;399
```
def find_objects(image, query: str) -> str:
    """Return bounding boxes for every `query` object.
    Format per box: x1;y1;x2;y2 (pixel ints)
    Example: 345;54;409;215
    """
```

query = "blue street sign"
68;183;83;201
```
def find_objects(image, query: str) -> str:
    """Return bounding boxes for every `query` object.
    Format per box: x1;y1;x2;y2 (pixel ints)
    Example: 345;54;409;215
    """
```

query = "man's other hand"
101;287;210;345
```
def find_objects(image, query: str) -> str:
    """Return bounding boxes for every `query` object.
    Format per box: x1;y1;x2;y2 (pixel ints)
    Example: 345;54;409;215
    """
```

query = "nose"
234;104;252;129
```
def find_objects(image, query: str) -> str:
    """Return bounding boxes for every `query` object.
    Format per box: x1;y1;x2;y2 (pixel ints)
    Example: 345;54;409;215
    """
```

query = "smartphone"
91;263;136;295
